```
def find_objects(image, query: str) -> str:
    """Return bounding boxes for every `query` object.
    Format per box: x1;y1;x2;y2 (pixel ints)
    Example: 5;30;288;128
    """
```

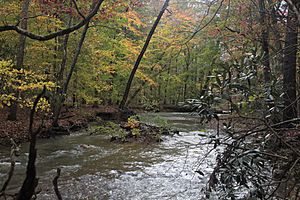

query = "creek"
0;112;221;199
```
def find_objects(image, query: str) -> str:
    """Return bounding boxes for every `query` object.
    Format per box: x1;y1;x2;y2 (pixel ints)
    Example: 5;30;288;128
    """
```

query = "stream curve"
0;112;220;199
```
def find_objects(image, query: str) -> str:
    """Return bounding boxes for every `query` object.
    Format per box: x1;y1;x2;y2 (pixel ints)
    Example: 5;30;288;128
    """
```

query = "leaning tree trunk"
52;21;90;127
119;0;170;110
17;87;46;200
282;0;298;121
52;1;103;127
7;0;30;121
126;51;168;106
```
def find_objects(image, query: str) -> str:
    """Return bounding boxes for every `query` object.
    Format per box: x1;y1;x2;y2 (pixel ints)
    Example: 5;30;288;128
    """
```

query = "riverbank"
0;106;122;146
0;106;175;146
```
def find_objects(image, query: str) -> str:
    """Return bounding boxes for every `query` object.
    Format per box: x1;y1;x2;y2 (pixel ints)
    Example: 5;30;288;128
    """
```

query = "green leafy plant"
131;128;140;136
140;96;160;112
91;122;127;140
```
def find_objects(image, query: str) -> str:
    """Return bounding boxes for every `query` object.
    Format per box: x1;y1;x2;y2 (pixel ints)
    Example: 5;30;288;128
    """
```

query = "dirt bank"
0;106;120;146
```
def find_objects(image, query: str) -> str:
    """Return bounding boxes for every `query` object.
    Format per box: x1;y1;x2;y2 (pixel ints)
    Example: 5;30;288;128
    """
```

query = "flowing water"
0;112;221;199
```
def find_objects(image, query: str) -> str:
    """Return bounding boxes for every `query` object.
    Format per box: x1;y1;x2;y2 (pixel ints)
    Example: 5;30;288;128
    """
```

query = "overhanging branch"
0;0;104;41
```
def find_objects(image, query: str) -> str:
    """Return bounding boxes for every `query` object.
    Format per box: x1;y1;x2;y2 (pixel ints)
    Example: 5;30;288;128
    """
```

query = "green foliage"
140;96;159;112
196;45;275;118
131;128;140;136
92;122;127;139
204;124;275;200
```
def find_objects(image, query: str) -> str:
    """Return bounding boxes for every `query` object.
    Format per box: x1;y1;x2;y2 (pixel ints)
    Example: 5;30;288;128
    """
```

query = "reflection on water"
0;112;219;199
139;112;205;132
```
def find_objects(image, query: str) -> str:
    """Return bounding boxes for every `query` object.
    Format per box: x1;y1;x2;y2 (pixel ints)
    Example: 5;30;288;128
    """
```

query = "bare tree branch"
72;0;86;20
0;0;104;41
53;168;62;200
286;0;300;24
185;0;224;44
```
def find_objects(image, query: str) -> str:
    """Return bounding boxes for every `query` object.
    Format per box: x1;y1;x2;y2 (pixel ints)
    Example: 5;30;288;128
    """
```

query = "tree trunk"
268;0;283;71
282;0;298;121
52;0;102;127
17;87;46;200
183;47;191;100
164;63;171;104
258;0;271;85
119;0;170;110
52;17;72;127
7;0;30;121
126;51;169;106
52;21;90;127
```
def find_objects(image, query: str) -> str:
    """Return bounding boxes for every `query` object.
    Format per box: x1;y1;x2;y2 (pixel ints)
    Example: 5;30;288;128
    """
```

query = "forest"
0;0;299;199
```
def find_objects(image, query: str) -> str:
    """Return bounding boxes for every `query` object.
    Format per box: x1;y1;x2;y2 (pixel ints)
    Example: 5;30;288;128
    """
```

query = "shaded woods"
0;0;299;199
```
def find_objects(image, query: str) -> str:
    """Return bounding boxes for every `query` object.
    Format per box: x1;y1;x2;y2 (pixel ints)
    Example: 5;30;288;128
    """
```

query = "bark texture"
17;87;46;200
258;0;271;85
52;20;91;127
283;0;298;120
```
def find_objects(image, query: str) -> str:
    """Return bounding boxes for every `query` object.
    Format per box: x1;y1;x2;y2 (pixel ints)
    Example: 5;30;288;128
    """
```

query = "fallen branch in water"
0;138;20;198
17;86;46;200
53;168;62;200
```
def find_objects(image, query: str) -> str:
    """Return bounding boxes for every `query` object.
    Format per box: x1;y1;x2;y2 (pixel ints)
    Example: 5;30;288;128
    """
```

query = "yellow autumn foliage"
0;60;55;111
